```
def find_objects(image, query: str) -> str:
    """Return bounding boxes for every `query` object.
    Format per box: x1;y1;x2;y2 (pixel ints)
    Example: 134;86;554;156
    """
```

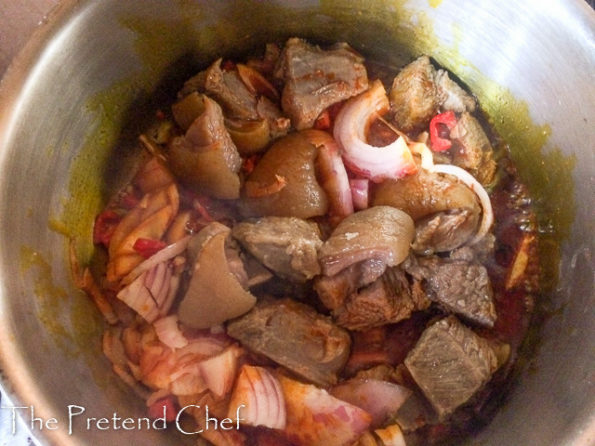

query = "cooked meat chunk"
450;112;497;185
389;56;477;133
404;316;499;419
404;255;496;327
389;55;439;132
232;216;322;282
394;391;438;432
318;206;414;277
314;259;387;310
372;169;481;253
180;58;289;138
435;69;476;113
227;299;351;386
182;58;258;119
333;268;430;331
275;38;368;129
167;95;242;199
371;169;480;221
412;208;480;254
240;132;329;219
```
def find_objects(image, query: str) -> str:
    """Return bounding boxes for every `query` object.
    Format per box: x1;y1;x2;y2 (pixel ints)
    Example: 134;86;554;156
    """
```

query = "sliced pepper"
132;238;167;258
93;210;121;247
429;111;457;152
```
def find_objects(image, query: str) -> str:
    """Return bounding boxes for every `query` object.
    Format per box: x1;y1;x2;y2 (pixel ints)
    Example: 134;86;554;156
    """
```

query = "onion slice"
227;365;286;430
333;80;418;182
154;315;188;349
349;178;369;211
303;129;354;222
122;235;191;285
197;345;242;399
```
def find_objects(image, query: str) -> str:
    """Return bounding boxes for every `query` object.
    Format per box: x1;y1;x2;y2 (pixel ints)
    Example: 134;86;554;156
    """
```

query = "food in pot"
77;37;540;446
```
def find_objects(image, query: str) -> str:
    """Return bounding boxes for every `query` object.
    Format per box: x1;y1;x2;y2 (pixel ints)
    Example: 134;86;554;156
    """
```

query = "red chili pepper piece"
133;238;167;258
93;210;121;247
429;111;457;152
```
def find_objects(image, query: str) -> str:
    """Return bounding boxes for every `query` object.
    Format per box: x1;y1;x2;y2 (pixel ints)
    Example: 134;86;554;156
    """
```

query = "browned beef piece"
167;95;242;199
180;59;289;137
412;208;480;255
318;206;414;277
314;259;387;310
232;217;322;283
333;268;430;331
450;112;497;185
389;56;476;133
404;255;496;327
404;316;499;419
226;299;351;386
435;69;476;113
389;56;439;132
275;38;368;129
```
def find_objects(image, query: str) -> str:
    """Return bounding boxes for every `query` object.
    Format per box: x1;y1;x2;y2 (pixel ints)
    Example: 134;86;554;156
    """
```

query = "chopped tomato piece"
93;210;121;247
429;111;457;152
133;238;167;258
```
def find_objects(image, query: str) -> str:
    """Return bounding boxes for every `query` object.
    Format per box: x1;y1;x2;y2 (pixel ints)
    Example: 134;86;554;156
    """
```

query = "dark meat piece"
318;206;414;277
404;316;499;419
389;55;439;132
404;255;496;327
226;299;351;386
389;56;476;132
412;208;480;255
167;95;241;199
180;59;289;138
275;38;368;129
435;69;476;113
394;391;438;433
371;168;481;221
372;169;481;254
314;259;387;310
333;268;430;331
450;112;497;185
231;216;322;283
181;58;258;119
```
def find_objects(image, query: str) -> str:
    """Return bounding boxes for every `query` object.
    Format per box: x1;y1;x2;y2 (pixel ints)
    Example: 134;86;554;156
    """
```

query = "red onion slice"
122;235;191;285
334;80;418;182
349;178;369;210
227;365;286;430
154;315;188;349
304;129;354;222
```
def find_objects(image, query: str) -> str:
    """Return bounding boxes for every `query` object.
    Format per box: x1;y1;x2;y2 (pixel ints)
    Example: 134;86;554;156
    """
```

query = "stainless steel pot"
0;1;593;445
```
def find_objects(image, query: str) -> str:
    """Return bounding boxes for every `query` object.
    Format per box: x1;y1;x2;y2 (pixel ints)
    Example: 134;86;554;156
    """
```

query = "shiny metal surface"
0;0;593;445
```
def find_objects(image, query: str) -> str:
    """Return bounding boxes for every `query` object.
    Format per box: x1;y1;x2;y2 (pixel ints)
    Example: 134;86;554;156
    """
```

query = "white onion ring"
333;80;418;182
122;235;191;285
430;163;493;244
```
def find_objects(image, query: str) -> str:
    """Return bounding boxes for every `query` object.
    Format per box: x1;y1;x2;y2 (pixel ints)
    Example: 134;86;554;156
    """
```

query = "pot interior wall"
0;1;592;445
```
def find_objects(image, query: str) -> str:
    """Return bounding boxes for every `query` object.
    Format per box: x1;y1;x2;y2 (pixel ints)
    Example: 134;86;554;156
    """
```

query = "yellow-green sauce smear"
19;246;102;356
